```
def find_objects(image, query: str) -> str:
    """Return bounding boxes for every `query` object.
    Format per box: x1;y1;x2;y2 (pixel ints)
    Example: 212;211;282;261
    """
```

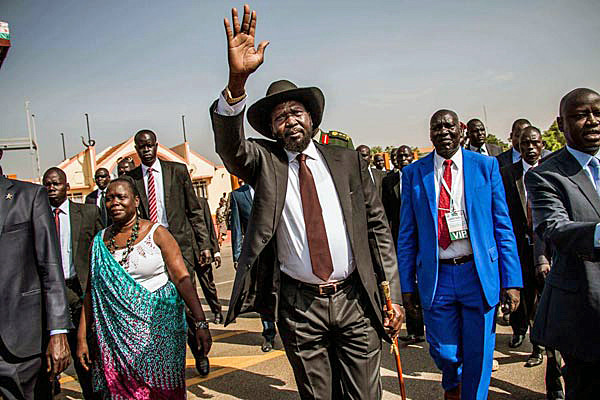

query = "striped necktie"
147;168;159;223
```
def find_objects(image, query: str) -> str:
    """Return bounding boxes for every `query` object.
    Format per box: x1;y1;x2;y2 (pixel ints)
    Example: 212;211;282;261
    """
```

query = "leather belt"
439;254;474;265
281;272;355;296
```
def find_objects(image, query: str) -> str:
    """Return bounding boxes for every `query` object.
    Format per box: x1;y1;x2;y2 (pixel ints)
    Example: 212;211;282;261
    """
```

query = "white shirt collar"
52;199;70;215
521;159;537;173
141;159;162;175
434;148;463;170
285;140;320;163
469;144;486;154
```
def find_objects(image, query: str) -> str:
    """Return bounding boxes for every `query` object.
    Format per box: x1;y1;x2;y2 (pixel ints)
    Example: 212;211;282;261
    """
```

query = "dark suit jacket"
230;184;253;262
370;168;385;199
210;102;401;341
127;160;209;270
470;143;503;157
85;189;111;226
0;176;72;358
496;148;515;169
65;201;103;309
199;197;219;255
525;148;600;361
381;170;401;245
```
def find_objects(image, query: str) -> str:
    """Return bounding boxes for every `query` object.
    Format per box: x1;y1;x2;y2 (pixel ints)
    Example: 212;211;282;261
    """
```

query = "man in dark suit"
229;181;277;352
526;88;600;398
466;119;503;156
357;144;385;198
195;197;223;324
85;167;111;226
42;167;103;399
397;109;522;399
500;127;546;366
126;130;212;376
382;145;424;343
496;119;531;168
211;6;403;398
0;173;72;399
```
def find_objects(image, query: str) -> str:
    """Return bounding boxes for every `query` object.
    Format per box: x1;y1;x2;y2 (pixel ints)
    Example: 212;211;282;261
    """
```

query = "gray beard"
279;134;312;153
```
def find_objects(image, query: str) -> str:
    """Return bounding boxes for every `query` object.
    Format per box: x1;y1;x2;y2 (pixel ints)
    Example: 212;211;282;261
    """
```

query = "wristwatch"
194;320;209;330
223;86;247;105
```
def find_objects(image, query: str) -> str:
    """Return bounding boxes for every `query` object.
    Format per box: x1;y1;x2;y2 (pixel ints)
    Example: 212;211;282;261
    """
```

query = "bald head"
356;145;371;164
430;109;462;159
396;145;413;169
43;167;67;183
557;88;600;154
42;167;69;207
466;118;487;149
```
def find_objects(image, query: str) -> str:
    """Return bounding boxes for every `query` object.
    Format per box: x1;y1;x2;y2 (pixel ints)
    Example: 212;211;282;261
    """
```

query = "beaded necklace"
107;219;140;266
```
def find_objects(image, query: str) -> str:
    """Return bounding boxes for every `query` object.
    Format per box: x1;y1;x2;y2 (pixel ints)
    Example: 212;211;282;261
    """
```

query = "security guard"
317;129;354;149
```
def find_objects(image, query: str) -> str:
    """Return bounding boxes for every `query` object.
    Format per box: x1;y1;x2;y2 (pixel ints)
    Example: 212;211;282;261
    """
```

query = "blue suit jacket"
230;184;253;262
397;149;522;310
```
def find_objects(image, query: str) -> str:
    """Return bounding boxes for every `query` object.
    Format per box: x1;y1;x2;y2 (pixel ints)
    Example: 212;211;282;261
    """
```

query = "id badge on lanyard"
441;174;469;241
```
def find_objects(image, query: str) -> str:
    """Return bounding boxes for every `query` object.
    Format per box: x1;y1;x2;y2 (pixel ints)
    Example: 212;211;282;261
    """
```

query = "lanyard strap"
439;170;458;211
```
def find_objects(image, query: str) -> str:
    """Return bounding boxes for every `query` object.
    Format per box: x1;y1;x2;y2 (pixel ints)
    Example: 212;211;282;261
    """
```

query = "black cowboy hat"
247;80;325;139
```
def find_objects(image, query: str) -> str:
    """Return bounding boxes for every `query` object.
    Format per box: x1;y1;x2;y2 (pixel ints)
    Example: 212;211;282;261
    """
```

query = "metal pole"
30;113;42;182
25;101;36;180
85;113;91;143
182;115;187;142
60;132;66;160
483;105;489;127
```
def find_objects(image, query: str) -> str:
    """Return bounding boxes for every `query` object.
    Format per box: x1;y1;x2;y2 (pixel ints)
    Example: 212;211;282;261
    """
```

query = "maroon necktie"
53;208;61;238
438;160;452;250
297;154;334;281
147;168;158;223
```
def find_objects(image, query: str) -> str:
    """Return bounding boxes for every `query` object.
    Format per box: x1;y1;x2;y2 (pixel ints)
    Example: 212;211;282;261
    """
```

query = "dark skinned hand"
224;4;269;96
199;249;212;265
502;288;521;314
214;255;222;268
46;334;71;379
195;327;213;357
77;337;92;372
536;263;551;284
383;304;405;339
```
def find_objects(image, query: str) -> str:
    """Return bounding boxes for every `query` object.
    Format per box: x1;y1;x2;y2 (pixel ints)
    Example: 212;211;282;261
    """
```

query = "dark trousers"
261;316;276;341
405;288;425;336
0;338;42;400
545;348;564;399
277;274;383;400
510;276;539;342
194;264;222;315
562;354;600;400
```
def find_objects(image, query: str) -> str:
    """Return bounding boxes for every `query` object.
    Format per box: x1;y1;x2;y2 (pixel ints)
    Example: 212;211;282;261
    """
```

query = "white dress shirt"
96;188;106;208
521;159;538;203
434;150;474;258
51;200;76;280
141;159;169;228
216;94;355;284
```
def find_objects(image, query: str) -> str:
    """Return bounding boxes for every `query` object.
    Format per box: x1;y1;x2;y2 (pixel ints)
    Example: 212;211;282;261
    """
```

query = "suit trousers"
562;354;600;399
0;337;42;400
194;264;222;315
545;348;564;399
277;274;383;400
405;288;425;337
509;272;539;340
423;261;496;400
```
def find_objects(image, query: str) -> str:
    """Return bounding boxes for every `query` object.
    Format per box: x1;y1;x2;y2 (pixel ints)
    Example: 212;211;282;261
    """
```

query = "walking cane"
381;281;407;400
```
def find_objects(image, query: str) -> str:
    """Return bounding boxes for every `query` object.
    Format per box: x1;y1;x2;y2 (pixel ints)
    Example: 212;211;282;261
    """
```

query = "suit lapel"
132;167;149;216
315;143;354;246
420;153;437;229
558;150;600;217
243;186;252;204
393;172;400;199
69;201;82;263
0;177;14;237
462;149;475;225
272;144;289;229
160;160;172;213
513;163;528;216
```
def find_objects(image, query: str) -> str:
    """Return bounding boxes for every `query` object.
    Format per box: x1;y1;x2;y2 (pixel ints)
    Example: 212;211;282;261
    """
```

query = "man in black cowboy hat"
210;5;404;399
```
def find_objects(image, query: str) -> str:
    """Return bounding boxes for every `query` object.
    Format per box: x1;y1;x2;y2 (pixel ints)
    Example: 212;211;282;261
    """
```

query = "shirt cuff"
215;93;246;116
50;329;68;335
213;252;221;258
595;223;600;248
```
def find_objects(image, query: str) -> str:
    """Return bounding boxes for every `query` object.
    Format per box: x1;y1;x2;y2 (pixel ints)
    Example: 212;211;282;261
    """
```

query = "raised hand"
224;4;269;96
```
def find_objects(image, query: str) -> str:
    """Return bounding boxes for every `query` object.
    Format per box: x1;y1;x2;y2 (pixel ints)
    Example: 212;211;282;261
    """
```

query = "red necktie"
53;208;61;238
147;168;158;223
438;160;452;250
297;154;334;281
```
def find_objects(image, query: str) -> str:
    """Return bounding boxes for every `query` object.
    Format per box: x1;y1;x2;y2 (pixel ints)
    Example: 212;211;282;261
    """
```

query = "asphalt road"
57;242;553;399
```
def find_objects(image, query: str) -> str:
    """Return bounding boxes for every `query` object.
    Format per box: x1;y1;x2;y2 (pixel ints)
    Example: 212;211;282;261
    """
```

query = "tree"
486;133;509;150
542;120;566;151
370;146;382;155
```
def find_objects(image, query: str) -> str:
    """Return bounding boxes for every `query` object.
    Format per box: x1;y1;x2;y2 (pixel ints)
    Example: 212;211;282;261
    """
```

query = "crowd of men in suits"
0;5;598;398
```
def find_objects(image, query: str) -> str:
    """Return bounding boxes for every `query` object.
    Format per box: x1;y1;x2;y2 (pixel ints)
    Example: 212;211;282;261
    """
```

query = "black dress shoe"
261;338;274;352
213;312;224;325
509;334;525;348
400;334;417;342
414;335;425;343
196;356;210;376
524;351;543;367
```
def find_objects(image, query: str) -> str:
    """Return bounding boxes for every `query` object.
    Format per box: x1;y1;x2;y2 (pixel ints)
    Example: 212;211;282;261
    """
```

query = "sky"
1;0;599;180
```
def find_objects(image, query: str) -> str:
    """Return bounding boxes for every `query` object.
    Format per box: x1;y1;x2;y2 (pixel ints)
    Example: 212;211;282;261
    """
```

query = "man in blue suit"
229;180;277;352
397;109;523;400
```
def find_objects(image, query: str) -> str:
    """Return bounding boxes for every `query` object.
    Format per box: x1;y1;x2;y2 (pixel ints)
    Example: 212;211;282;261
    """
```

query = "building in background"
57;137;232;214
0;21;10;70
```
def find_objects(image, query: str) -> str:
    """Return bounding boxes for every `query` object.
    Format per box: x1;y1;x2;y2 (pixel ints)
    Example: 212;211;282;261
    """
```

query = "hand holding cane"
381;281;407;400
